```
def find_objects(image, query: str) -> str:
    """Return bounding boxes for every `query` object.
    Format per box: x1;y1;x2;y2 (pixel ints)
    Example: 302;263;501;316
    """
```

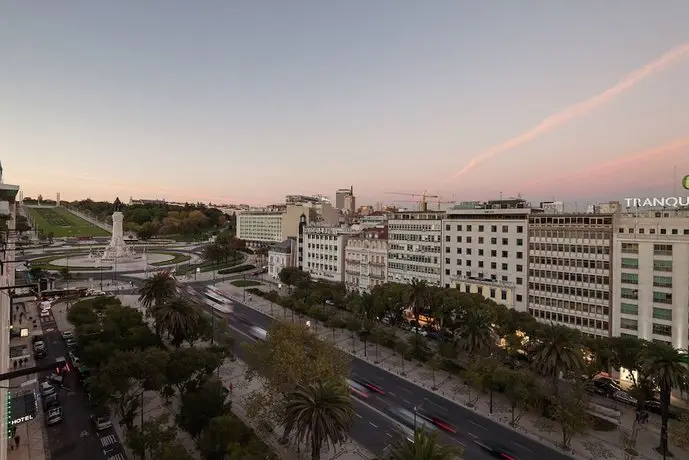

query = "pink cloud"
444;43;689;184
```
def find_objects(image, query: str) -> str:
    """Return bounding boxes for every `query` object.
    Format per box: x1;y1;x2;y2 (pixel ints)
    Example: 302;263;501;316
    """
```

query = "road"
35;302;127;460
214;295;573;460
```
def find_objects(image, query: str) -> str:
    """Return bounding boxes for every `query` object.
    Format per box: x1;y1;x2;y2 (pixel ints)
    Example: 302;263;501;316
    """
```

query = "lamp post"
195;267;200;281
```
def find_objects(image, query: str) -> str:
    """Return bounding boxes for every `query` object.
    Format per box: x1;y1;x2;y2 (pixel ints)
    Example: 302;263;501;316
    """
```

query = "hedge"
217;264;256;275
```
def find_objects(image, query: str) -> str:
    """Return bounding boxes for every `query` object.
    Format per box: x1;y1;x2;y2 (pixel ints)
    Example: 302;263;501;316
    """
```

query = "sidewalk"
7;299;48;460
214;281;681;460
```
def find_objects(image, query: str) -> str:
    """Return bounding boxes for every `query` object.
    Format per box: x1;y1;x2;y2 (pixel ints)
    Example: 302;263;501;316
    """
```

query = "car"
34;348;47;359
68;351;80;366
39;381;56;397
64;338;77;349
90;415;113;431
351;377;385;395
473;439;520;459
416;409;457;433
39;310;50;318
31;335;45;344
644;399;681;419
61;330;74;340
613;390;637;406
389;407;437;433
346;379;370;399
42;394;60;411
45;407;63;426
48;373;64;386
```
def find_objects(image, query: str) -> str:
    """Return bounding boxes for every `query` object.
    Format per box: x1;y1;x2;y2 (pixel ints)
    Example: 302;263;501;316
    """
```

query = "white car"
61;331;74;340
40;310;51;318
90;415;112;431
39;382;56;397
45;407;63;426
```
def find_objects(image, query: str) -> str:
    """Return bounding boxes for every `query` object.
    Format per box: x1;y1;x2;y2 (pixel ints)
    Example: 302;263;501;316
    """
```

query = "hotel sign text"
624;197;689;208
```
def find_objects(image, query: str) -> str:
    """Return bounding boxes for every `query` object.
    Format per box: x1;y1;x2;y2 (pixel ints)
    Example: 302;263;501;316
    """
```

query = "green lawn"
230;280;263;288
29;253;113;271
149;252;192;266
26;206;110;238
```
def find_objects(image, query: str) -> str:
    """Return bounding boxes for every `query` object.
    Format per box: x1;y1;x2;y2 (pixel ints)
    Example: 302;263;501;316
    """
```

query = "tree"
165;347;225;396
278;267;310;292
384;428;463;460
137;221;159;240
466;356;502;414
154;297;201;347
498;368;542;427
177;378;231;439
405;279;428;326
14;215;31;234
59;267;71;280
138;270;178;321
90;348;168;429
202;242;225;266
243;322;350;427
199;414;272;460
549;385;591;450
282;380;354;460
639;341;689;457
127;413;191;460
453;307;495;362
531;324;584;396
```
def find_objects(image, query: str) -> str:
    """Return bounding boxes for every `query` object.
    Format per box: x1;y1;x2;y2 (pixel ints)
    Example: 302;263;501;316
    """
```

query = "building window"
652;307;672;321
621;288;638;300
516;238;523;246
457;236;462;243
501;290;507;301
620;303;638;315
478;261;484;268
490;288;496;298
491;238;497;244
652;323;672;337
653;276;672;288
501;251;508;258
621;258;638;269
478;225;484;232
467;225;472;231
445;235;451;242
653;291;672;304
501;263;508;270
653;260;673;272
467;237;472;243
502;225;508;232
516;264;523;272
621;273;639;285
620;318;638;331
516;294;522;302
445;225;450;231
491;262;497;269
517;226;523;233
491;225;497;232
478;237;484;244
516;252;523;259
653;244;672;256
516;277;523;285
491;250;497;257
622;243;639;254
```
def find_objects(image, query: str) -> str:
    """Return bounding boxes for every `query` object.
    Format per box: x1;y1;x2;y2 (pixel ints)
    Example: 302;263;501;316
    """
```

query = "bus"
202;288;233;314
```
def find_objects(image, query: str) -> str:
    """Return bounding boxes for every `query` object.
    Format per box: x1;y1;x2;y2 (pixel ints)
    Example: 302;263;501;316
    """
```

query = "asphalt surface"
35;301;127;460
213;293;574;460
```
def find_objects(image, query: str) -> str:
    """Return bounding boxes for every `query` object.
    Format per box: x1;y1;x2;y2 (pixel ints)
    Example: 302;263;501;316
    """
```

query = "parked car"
61;330;74;340
64;338;77;349
42;394;60;411
39;381;56;398
39;310;51;318
45;407;63;426
90;415;113;431
613;390;637;406
645;399;681;419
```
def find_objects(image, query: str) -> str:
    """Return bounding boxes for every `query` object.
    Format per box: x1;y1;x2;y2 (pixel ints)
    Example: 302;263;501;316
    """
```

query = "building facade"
387;211;444;286
1;178;21;458
335;186;355;214
442;200;534;311
527;209;617;338
344;227;388;293
612;211;689;350
303;225;355;283
267;238;297;280
236;210;284;246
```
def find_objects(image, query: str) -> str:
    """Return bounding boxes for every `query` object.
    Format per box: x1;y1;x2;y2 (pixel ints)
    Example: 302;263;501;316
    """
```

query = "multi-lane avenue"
213;292;574;460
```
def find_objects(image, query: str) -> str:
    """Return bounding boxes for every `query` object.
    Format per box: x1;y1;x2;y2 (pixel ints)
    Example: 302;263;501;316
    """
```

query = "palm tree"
138;270;177;317
282;380;354;460
154;297;200;346
406;279;428;327
454;307;495;362
358;292;377;321
384;429;463;460
639;342;689;457
532;324;584;396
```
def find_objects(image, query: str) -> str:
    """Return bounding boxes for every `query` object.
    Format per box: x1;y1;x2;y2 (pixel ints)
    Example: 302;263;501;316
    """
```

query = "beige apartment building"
387;210;444;286
344;226;388;293
527;205;618;339
302;224;356;283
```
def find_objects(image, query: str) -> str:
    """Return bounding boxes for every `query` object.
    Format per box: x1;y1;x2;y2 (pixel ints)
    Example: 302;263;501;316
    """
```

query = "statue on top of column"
113;197;122;212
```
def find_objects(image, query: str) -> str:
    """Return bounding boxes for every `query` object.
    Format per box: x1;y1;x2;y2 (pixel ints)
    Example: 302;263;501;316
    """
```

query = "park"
25;206;110;238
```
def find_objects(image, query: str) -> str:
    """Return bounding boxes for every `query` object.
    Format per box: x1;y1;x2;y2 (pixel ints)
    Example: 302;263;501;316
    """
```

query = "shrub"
217;264;256;275
307;306;330;322
325;316;347;329
246;287;264;296
345;317;362;332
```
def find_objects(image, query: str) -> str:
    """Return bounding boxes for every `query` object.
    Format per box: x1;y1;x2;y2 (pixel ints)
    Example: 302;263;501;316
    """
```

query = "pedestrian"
14;434;20;448
229;382;233;395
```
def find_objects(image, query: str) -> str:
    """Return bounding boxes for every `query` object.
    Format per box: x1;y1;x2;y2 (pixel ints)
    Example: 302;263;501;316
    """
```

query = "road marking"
385;432;393;437
355;412;363;419
425;398;448;412
107;454;126;460
402;398;411;404
399;387;413;394
369;422;378;428
100;434;118;447
468;432;478;439
45;328;55;332
388;392;396;397
512;441;532;451
226;323;257;342
469;420;487;430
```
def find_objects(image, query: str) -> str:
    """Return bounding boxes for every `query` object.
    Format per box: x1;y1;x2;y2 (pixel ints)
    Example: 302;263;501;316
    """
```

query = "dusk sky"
2;1;689;207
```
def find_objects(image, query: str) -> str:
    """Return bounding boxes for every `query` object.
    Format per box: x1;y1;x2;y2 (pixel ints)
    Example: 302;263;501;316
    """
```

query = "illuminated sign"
624;197;689;208
11;415;35;425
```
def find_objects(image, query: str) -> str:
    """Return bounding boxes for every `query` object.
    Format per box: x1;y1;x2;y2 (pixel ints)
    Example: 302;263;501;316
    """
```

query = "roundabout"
26;249;195;272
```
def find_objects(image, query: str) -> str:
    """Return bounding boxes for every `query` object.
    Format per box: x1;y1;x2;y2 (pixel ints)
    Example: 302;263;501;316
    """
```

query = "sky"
2;1;689;208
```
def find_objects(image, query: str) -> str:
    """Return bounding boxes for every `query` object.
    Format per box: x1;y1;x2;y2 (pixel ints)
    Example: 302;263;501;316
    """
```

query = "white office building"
236;210;284;245
612;211;689;350
267;238;296;280
387;211;443;286
528;209;617;339
442;200;533;310
303;224;356;283
344;227;388;293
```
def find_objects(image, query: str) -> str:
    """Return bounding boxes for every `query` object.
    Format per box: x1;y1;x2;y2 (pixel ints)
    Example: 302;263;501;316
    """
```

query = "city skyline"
2;2;689;205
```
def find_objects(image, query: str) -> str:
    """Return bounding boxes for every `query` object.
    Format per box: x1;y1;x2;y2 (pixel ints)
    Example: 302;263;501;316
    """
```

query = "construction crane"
386;191;439;211
434;200;455;211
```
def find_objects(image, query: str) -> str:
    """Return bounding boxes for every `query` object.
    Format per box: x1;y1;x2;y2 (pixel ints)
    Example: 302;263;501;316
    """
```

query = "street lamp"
195;267;200;281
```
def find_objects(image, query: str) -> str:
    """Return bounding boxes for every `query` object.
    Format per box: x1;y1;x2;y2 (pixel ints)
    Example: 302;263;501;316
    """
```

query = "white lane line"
369;422;378;428
468;432;479;439
512;441;532;451
399;387;413;394
425;398;449;412
469;420;487;430
226;323;257;342
355;412;363;419
385;432;393;437
402;398;411;404
388;392;396;397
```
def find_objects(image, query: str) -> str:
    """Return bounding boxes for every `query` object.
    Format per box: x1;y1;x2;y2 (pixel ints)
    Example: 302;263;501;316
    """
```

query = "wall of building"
236;211;283;244
442;208;530;311
267;240;296;280
450;279;515;308
387;211;443;286
612;214;689;350
344;231;388;293
303;225;353;283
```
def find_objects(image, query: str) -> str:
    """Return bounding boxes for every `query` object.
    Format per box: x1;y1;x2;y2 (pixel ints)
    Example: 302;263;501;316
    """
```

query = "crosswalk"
107;454;125;460
100;434;118;447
